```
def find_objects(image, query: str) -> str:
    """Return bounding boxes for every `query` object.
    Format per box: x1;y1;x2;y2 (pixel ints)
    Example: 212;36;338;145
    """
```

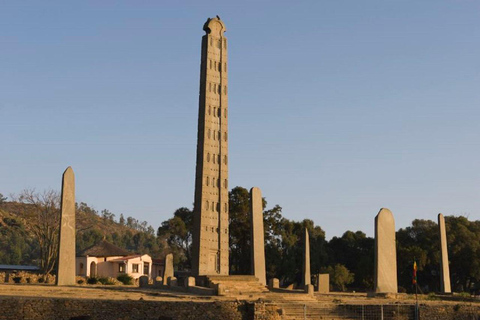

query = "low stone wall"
0;297;251;320
419;303;480;320
1;296;479;320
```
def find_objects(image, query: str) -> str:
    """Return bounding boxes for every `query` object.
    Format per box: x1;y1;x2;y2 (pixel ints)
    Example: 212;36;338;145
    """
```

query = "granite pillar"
56;166;76;286
438;213;451;293
250;187;266;286
374;208;397;293
163;253;174;285
302;228;311;289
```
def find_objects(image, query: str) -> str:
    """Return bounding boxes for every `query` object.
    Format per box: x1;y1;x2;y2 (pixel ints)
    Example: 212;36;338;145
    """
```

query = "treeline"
1;189;480;293
157;187;480;293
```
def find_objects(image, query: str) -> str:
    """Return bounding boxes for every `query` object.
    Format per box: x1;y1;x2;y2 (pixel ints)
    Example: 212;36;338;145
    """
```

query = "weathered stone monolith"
162;253;174;285
56;166;76;286
268;278;279;289
250;187;266;286
438;213;451;293
374;208;397;293
302;228;311;289
316;273;330;293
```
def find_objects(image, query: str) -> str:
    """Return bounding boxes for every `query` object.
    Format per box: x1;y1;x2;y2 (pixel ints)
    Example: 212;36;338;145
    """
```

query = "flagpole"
414;258;418;320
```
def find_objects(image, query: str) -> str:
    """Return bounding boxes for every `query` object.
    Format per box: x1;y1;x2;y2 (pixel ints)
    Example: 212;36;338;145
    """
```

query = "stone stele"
250;187;266;286
302;228;311;289
191;16;229;276
163;253;174;285
374;208;397;293
317;273;330;293
56;166;76;286
438;213;452;293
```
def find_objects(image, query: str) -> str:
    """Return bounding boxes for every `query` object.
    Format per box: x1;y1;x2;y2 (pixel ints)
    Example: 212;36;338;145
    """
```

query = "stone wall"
0;297;251;320
419;303;480;320
0;297;479;320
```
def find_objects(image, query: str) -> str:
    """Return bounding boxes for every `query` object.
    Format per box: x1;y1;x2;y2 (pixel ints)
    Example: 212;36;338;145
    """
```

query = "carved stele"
438;213;452;293
250;187;266;286
56;166;76;286
374;208;397;293
191;17;229;276
163;253;174;285
302;228;311;289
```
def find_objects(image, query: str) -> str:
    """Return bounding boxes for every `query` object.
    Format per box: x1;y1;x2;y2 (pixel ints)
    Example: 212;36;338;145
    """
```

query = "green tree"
157;207;193;269
321;264;354;291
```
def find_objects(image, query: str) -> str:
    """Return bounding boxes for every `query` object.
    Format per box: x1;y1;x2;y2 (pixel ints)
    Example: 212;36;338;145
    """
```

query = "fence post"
381;304;384;320
303;304;306;320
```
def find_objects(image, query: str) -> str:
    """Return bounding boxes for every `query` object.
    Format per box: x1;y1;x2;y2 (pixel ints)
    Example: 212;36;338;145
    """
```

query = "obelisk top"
203;16;226;36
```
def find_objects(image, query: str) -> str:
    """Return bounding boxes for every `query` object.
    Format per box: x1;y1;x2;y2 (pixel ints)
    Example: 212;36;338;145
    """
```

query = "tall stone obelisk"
302;228;311;289
374;208;397;293
192;17;229;276
438;213;452;293
56;166;76;286
250;187;266;286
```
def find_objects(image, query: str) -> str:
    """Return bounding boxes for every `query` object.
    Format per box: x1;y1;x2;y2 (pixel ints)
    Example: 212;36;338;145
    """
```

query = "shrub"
117;273;134;285
98;277;116;285
77;279;85;285
12;277;22;284
87;277;98;285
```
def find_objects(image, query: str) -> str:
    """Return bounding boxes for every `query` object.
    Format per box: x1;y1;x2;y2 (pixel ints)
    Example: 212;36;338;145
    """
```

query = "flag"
412;260;417;285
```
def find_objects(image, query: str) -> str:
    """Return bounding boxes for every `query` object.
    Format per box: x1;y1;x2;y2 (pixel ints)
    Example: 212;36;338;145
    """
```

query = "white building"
76;240;152;279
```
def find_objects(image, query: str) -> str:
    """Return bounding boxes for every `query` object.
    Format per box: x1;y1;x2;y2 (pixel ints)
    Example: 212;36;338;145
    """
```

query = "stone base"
367;292;407;299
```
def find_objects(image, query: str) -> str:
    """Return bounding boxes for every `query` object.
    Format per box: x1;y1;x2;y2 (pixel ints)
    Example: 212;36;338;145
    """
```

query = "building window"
213;154;216;163
132;264;139;273
143;262;149;275
208;129;211;139
217;154;220;163
206;176;209;186
206;200;209;210
224;155;227;164
208;105;211;115
119;263;125;273
207;153;210;162
224;179;227;189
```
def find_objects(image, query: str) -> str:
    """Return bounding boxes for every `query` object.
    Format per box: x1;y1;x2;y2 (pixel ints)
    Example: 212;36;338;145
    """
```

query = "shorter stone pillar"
316;274;330;293
139;276;149;288
438;213;452;293
302;228;311;289
216;283;225;296
250;187;267;286
167;276;177;287
154;276;162;287
163;253;174;285
185;276;196;288
268;278;280;289
374;208;398;293
56;167;76;286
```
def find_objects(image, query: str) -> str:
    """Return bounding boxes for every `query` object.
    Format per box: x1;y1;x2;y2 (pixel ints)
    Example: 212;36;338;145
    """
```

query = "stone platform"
200;275;269;296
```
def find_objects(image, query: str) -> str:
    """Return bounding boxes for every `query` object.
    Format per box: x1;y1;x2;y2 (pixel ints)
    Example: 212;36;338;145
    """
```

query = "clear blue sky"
1;1;479;239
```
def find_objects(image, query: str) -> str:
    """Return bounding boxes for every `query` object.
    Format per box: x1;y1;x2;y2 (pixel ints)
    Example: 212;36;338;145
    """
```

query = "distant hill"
0;199;165;267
